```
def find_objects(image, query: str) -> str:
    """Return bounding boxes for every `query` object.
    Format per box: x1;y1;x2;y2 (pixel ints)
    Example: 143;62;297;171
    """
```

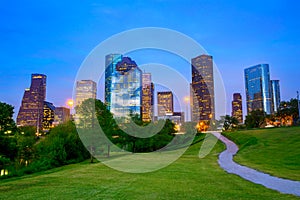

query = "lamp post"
184;96;190;122
67;99;74;109
67;99;74;121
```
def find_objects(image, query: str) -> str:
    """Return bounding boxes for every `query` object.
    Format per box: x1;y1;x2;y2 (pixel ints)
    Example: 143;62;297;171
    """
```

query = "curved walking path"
211;132;300;197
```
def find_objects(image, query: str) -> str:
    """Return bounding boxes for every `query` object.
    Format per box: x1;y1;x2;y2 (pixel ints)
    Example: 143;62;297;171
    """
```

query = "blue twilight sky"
0;0;300;120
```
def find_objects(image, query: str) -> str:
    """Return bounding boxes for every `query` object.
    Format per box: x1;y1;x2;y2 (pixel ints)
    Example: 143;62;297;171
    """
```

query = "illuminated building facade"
17;74;47;128
271;80;281;113
231;93;243;123
191;55;215;125
42;101;55;131
244;64;272;115
109;57;142;119
142;73;154;122
53;107;70;126
157;91;173;116
105;53;123;110
75;80;97;108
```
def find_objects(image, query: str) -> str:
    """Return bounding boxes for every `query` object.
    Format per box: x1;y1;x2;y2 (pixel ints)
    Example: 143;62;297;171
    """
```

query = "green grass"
0;134;298;199
223;126;300;181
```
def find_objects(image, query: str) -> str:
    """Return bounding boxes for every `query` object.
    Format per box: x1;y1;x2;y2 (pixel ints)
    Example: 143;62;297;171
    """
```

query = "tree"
221;115;239;131
245;110;266;128
13;126;37;166
277;99;299;125
75;98;116;160
0;102;16;135
35;121;89;167
0;102;18;163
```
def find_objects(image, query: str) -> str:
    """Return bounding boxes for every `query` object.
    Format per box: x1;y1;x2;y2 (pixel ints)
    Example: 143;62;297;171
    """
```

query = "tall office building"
271;80;281;113
244;64;273;115
42;101;55;131
157;91;173;116
231;93;243;123
75;80;97;108
191;55;215;124
53;107;70;126
17;74;47;128
105;53;123;110
142;73;154;122
109;57;142;119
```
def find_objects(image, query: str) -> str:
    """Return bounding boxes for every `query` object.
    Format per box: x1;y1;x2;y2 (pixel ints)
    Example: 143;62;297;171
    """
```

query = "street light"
66;99;74;109
184;96;190;122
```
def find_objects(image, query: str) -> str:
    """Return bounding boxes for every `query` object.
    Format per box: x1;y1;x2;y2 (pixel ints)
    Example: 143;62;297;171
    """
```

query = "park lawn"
0;135;298;200
223;126;300;181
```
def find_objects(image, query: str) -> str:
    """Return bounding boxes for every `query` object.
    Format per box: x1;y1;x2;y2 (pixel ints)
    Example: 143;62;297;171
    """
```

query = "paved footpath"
211;132;300;197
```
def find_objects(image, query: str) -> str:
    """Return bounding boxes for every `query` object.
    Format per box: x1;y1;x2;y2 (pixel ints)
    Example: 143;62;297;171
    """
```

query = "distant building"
271;80;281;113
108;56;142;119
157;112;185;132
75;80;97;107
191;55;215;126
170;112;185;125
53;107;70;126
231;93;243;123
244;64;273;115
105;53;123;110
17;74;47;128
157;91;174;116
142;73;154;122
42;101;55;131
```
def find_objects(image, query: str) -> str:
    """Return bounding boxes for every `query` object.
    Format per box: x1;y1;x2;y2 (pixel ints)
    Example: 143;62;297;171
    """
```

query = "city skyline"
1;1;300;120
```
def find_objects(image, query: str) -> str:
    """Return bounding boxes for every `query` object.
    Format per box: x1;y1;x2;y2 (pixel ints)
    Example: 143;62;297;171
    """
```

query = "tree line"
0;99;179;178
221;98;299;131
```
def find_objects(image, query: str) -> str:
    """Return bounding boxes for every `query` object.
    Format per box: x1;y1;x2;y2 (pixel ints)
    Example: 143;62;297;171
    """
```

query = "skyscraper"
75;80;97;107
42;101;55;131
142;73;154;122
17;74;47;128
109;57;142;119
231;93;243;123
105;53;123;110
244;64;272;115
271;80;281;113
191;55;215;125
157;91;173;117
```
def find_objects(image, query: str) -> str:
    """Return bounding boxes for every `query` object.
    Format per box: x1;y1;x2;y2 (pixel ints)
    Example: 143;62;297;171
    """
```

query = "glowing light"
66;99;74;108
184;96;190;103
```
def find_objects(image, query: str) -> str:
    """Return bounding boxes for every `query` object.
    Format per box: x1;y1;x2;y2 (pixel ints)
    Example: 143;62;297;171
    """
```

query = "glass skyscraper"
107;56;142;119
105;53;123;110
191;55;215;124
244;64;273;115
17;74;47;128
271;80;281;113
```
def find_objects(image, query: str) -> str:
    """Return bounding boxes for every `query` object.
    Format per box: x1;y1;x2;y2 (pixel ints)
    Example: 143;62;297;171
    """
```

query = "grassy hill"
223;126;300;181
0;133;298;199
